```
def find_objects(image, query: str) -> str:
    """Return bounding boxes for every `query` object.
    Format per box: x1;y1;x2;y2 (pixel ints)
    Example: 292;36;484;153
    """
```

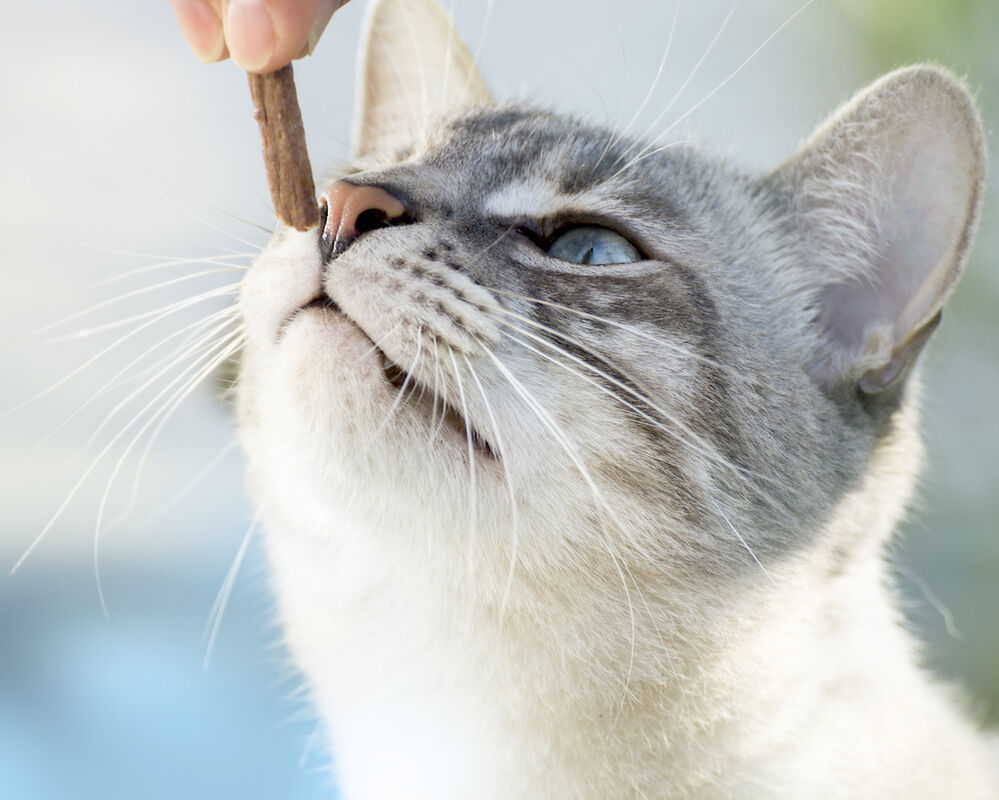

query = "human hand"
169;0;351;73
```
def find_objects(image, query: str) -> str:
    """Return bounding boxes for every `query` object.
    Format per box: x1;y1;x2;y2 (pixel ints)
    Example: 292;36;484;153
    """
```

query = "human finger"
223;0;349;74
168;0;229;64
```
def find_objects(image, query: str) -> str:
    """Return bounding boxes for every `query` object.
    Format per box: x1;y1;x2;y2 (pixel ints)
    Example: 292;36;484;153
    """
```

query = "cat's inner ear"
352;0;492;160
777;66;985;396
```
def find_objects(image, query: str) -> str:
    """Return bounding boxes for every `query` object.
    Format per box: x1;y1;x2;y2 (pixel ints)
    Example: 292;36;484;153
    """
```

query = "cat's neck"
258;401;996;799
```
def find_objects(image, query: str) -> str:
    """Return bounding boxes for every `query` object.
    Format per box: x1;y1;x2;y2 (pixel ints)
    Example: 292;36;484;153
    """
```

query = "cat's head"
237;0;985;604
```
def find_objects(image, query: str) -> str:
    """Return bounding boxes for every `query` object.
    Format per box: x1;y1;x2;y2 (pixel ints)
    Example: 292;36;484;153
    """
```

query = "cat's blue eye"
547;226;641;265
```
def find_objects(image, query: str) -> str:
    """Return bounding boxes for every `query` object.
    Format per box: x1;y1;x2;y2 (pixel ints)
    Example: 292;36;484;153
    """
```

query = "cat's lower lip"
302;295;343;315
277;294;343;339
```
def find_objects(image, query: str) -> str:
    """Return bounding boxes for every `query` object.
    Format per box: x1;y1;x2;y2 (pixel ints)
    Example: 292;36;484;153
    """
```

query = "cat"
235;0;999;797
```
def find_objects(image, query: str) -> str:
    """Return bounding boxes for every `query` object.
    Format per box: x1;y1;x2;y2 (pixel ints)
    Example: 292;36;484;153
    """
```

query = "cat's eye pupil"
547;226;641;266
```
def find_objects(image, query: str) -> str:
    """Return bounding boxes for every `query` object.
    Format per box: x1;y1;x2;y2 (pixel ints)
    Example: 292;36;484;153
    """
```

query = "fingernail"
169;0;226;63
305;0;340;57
225;0;276;72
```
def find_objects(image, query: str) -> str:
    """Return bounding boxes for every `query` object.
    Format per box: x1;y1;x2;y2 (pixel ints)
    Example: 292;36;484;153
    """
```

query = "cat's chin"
277;301;500;466
279;301;393;395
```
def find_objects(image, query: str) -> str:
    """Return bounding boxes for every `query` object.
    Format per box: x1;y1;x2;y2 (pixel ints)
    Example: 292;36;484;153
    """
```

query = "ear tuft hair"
776;65;986;394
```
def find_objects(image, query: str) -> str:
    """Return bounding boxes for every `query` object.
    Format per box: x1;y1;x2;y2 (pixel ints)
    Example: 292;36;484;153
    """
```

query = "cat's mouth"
377;350;498;461
294;295;498;462
300;295;343;316
377;344;500;462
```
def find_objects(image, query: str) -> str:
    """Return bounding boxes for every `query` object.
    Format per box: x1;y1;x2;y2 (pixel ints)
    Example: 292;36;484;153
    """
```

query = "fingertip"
169;0;227;64
259;0;323;71
225;0;278;73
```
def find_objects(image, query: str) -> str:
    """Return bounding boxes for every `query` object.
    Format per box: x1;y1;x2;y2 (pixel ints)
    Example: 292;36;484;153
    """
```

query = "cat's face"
240;107;844;585
237;0;984;606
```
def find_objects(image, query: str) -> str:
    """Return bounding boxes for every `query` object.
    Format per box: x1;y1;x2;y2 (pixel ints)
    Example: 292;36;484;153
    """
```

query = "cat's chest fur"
236;0;998;796
262;475;993;800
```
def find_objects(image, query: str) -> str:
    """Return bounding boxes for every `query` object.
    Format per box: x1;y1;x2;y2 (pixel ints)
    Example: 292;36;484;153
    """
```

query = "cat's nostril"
354;208;391;235
319;181;410;262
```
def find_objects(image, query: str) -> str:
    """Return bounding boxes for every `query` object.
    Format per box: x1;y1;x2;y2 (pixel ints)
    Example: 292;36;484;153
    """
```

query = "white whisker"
592;1;680;172
20;306;240;471
625;0;816;176
91;332;245;614
462;351;521;618
448;349;479;602
484;286;739;376
38;269;243;337
491;312;782;514
100;330;244;532
618;0;739;170
428;334;449;443
466;0;495;97
483;350;639;712
4;284;241;419
604;138;696;185
146;437;240;523
711;499;775;586
85;250;253;288
204;509;262;669
135;175;268;251
79;313;243;456
658;0;816;142
8;320;241;577
369;329;424;443
43;283;241;343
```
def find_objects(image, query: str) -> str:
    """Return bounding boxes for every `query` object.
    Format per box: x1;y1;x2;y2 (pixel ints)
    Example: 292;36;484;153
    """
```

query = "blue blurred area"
0;547;337;800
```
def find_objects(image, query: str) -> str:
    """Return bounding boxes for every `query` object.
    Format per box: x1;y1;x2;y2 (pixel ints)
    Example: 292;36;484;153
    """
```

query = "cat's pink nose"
319;181;409;260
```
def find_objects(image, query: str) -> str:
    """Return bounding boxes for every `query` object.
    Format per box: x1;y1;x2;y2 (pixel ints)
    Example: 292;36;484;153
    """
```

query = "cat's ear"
775;65;985;396
352;0;492;160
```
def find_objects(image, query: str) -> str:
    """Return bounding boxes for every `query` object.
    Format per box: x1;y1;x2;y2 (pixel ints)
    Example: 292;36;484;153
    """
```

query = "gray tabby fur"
236;0;998;796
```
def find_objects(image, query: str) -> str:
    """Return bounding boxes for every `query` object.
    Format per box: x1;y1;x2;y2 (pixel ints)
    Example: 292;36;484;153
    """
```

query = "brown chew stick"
248;65;319;231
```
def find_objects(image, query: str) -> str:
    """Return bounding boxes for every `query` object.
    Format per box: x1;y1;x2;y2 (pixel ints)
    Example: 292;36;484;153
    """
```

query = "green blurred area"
842;0;999;69
838;0;999;725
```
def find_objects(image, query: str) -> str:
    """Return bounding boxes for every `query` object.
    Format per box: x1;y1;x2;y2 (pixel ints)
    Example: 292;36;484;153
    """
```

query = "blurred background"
1;0;996;797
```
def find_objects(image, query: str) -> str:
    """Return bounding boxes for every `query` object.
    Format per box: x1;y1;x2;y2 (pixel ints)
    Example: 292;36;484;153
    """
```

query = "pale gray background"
2;1;996;797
